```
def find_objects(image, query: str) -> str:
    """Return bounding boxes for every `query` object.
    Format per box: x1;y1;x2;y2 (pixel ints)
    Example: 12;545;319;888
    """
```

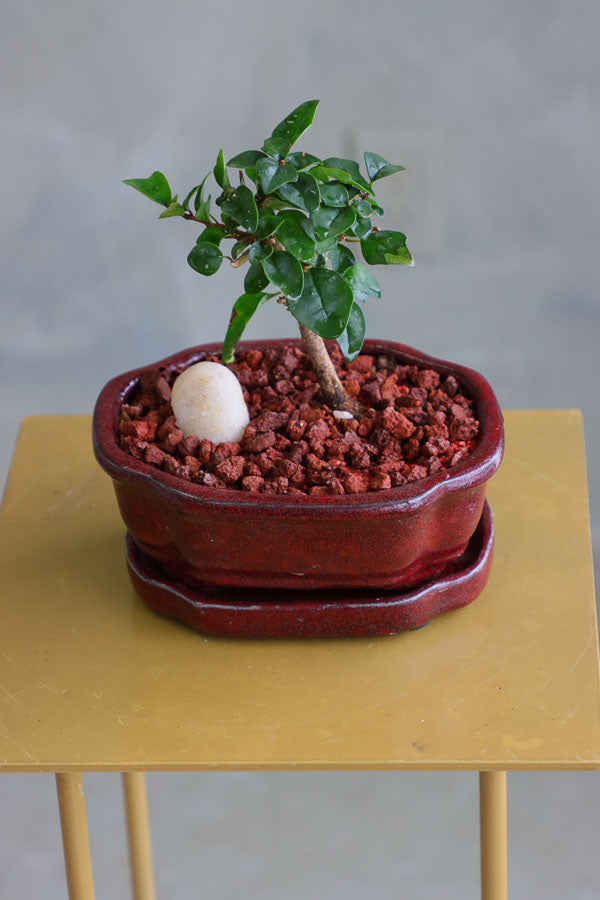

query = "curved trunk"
298;324;362;415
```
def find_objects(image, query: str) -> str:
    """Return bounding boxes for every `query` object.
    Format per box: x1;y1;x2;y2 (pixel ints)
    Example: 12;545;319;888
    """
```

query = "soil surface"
118;344;480;495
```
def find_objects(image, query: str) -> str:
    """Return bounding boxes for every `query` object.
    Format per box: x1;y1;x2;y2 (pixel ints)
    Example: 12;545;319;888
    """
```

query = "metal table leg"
55;773;95;900
122;772;156;900
479;771;508;900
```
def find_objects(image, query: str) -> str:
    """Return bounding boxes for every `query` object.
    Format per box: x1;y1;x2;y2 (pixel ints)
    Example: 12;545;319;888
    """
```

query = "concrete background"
1;0;599;896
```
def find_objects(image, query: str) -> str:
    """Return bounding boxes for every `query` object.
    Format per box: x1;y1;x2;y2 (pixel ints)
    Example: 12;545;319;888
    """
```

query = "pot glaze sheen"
126;501;494;639
93;340;504;592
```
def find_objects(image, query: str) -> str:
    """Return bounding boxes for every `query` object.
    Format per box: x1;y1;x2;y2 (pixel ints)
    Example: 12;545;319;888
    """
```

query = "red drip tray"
126;501;494;639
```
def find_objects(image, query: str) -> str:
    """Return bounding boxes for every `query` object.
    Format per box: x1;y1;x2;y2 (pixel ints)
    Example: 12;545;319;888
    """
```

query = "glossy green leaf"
263;251;304;298
286;151;322;170
244;261;269;293
327;243;355;273
266;100;320;157
227;150;267;168
194;173;212;219
337;303;366;361
310;205;356;242
182;182;201;211
287;268;353;339
213;149;230;190
351;215;372;240
221;184;259;231
256;214;281;239
222;292;275;364
158;200;186;218
314;235;338;254
361;230;413;265
261;136;290;160
277;212;316;262
352;198;372;218
231;239;248;260
364;151;406;182
367;197;385;217
187;241;223;276
123;171;171;207
322;157;373;194
196;226;223;245
277;172;320;212
278;208;315;239
256;158;298;194
249;241;273;263
319;183;349;207
343;263;381;301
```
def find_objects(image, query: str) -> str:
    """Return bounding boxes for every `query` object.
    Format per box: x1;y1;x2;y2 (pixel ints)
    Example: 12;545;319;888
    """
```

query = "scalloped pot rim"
92;339;504;515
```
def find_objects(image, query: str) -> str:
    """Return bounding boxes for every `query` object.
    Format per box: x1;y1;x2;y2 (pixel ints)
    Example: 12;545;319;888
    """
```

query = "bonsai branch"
298;324;362;415
183;212;253;242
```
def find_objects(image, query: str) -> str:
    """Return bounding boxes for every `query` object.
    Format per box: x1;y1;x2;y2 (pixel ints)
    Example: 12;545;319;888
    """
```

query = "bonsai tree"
124;99;412;414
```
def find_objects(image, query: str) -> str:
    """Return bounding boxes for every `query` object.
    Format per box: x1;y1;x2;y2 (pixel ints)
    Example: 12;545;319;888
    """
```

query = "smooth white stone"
333;409;354;420
171;361;250;443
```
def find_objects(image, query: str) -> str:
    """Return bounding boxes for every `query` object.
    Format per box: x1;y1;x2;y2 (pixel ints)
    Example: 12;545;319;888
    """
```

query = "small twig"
230;251;250;268
183;212;253;242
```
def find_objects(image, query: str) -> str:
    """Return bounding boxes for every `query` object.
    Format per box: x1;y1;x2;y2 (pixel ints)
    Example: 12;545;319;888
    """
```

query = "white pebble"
333;409;354;420
171;361;249;443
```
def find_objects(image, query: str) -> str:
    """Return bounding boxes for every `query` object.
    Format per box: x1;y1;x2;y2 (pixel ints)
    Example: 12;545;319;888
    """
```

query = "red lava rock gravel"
118;344;480;496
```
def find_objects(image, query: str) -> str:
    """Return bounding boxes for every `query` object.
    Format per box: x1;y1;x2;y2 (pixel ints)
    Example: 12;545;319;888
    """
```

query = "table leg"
55;773;95;900
122;772;156;900
479;771;507;900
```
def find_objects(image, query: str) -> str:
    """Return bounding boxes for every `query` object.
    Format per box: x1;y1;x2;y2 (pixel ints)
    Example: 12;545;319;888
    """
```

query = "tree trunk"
298;323;362;415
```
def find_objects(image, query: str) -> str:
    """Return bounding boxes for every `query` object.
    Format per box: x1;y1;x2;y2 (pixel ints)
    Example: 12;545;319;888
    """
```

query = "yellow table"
1;412;598;900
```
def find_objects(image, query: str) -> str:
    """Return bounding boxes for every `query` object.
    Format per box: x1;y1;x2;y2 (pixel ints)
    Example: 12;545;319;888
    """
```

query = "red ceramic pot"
93;340;504;592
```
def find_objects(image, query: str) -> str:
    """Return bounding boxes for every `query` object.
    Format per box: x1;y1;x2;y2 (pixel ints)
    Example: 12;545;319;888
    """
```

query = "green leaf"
319;183;349;207
256;214;281;240
123;171;171;207
187;241;223;276
277;172;320;212
256;158;298;194
182;183;201;211
196;226;223;245
337;303;366;361
311;205;356;242
352;198;372;218
314;235;338;254
351;215;372;240
249;241;273;264
368;197;385;217
261;136;290;160
364;151;405;182
221;184;259;231
287;268;353;339
266;100;320;157
327;243;355;273
227;150;267;168
361;230;413;265
231;239;248;260
222;292;275;364
213;149;230;190
277;212;316;262
158;200;186;218
263;251;304;298
322;157;373;194
287;151;322;170
343;263;381;301
244;262;269;293
194;173;212;219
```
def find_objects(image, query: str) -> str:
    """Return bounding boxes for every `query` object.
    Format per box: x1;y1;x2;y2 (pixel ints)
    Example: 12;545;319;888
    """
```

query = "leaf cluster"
123;100;412;363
